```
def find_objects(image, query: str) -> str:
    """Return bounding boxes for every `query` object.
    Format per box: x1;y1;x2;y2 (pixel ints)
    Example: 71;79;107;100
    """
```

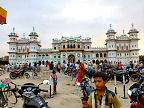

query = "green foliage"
139;55;144;62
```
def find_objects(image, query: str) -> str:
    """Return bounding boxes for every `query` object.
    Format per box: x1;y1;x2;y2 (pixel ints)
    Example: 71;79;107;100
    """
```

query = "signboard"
0;6;7;24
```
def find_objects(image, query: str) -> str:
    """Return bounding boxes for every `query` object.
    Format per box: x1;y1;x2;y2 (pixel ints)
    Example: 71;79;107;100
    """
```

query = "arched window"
87;46;90;49
126;46;128;50
67;44;69;48
100;53;102;57
78;44;80;48
104;53;107;57
84;55;86;58
121;46;124;50
63;45;65;48
96;54;99;57
117;46;119;50
73;44;75;48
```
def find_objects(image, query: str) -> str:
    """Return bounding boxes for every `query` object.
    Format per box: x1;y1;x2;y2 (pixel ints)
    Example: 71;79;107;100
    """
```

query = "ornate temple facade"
8;25;140;65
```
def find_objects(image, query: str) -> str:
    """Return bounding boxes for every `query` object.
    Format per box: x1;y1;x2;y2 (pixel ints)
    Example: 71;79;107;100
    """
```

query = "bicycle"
0;83;8;108
1;78;18;104
32;67;41;79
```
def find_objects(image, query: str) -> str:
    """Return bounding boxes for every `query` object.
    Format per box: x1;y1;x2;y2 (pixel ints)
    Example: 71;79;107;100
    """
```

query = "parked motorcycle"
107;70;129;84
17;80;50;108
127;77;144;108
77;78;94;101
128;68;139;77
77;69;95;100
64;66;77;76
131;70;144;82
9;69;30;79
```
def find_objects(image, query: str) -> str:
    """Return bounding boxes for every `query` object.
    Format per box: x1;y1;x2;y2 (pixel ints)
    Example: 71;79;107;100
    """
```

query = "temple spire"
110;24;111;28
13;27;15;32
131;23;134;28
33;26;35;31
123;29;125;34
23;33;25;38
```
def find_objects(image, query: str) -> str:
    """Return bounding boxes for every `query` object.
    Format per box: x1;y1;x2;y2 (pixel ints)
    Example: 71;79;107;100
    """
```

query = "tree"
139;55;144;62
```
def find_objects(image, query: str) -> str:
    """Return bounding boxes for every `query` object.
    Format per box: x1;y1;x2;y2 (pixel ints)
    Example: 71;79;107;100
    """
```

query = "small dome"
121;33;127;37
10;32;17;36
129;24;138;33
9;27;18;36
107;28;115;33
106;24;116;34
29;31;38;36
121;30;128;37
29;27;38;36
129;27;137;32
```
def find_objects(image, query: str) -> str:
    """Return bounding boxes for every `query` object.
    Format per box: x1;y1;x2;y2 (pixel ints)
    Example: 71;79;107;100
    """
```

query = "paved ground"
0;69;134;108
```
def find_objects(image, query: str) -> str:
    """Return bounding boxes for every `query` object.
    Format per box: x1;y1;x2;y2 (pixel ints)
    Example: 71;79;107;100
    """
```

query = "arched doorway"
68;55;75;63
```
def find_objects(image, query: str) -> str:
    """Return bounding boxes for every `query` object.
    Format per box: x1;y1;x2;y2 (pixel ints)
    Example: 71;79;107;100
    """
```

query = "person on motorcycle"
82;72;122;108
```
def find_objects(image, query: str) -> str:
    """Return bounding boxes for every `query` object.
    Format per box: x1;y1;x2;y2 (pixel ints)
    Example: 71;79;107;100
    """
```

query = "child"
51;70;57;95
82;72;122;108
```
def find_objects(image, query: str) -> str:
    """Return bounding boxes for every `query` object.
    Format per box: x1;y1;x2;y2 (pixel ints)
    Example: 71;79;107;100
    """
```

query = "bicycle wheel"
32;72;38;79
25;73;30;79
3;87;17;104
0;90;6;107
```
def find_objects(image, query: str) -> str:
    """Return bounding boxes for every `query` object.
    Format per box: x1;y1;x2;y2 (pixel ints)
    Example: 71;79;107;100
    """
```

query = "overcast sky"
0;0;144;57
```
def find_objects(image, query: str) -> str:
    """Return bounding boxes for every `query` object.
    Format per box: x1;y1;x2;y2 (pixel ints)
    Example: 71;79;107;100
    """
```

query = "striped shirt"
88;87;122;108
52;74;57;84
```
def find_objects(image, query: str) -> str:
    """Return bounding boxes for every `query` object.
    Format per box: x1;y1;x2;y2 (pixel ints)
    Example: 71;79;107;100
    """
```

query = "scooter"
127;76;144;108
9;69;30;79
17;80;50;108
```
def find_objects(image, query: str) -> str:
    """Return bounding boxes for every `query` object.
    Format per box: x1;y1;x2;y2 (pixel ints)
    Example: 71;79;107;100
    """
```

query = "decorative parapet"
52;36;91;43
91;47;107;51
116;35;129;40
38;48;52;52
59;48;84;51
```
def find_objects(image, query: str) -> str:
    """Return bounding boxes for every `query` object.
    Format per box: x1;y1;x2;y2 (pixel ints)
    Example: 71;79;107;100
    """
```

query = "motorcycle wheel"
131;74;139;82
9;73;17;79
125;76;129;84
25;73;30;79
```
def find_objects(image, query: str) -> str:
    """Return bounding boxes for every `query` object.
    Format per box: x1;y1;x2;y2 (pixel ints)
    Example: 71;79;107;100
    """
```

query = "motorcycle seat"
113;71;121;74
11;71;21;74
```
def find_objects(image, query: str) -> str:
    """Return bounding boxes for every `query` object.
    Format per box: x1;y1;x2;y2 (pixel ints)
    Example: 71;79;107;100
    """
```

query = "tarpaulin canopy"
0;6;7;24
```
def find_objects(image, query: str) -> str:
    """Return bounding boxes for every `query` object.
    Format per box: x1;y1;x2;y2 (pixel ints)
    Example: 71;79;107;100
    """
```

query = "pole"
114;73;117;95
121;73;128;99
24;74;27;83
48;75;53;98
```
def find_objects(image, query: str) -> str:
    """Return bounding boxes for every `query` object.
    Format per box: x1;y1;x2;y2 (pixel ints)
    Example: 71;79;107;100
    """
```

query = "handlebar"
3;88;19;92
39;89;48;92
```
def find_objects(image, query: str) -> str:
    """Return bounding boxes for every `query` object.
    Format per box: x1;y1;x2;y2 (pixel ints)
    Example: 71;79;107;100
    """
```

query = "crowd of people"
1;60;144;108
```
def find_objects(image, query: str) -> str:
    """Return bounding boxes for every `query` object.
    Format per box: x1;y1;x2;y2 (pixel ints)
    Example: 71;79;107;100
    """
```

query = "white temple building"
8;24;140;65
